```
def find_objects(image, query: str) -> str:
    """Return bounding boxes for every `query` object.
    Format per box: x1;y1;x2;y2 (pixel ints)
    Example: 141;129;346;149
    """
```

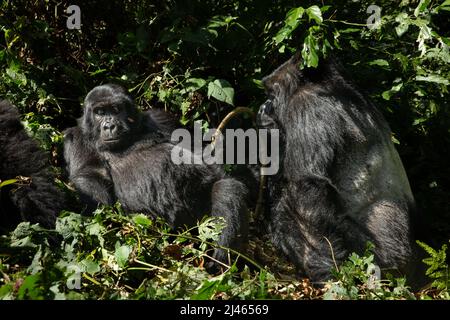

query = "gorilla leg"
268;175;372;283
210;178;249;264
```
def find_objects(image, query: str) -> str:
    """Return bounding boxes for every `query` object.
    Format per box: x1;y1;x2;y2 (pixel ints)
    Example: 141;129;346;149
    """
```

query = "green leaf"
191;279;221;300
339;28;361;33
368;59;390;67
285;7;304;27
180;101;191;116
0;284;14;299
208;15;237;29
414;0;431;16
80;258;100;275
17;274;42;300
0;178;18;189
132;214;152;227
321;5;332;13
185;78;207;90
6;67;27;86
207;79;234;106
115;244;132;268
416;75;449;85
435;0;450;12
274;27;293;45
252;79;264;89
306;5;323;24
412;118;427;126
391;135;400;145
395;13;410;36
382;82;403;100
180;78;207;95
301;35;319;68
198;217;226;242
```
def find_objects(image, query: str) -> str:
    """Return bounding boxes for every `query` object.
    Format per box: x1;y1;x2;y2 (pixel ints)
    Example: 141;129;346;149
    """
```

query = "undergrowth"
0;206;448;300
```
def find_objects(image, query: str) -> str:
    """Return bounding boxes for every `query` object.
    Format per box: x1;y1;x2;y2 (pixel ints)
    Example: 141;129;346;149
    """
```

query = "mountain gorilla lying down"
257;54;424;286
0;100;65;232
64;84;250;266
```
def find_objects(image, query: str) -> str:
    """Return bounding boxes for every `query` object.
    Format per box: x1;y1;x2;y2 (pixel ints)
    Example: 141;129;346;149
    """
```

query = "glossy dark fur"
0;100;65;232
64;84;250;265
257;55;424;286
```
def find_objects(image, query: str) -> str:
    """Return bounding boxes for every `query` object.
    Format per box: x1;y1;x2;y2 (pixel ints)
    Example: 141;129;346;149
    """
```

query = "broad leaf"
207;79;234;106
115;244;132;268
306;5;323;24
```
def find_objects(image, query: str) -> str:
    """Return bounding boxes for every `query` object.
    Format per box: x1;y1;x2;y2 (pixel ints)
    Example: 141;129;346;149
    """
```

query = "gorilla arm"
63;127;116;212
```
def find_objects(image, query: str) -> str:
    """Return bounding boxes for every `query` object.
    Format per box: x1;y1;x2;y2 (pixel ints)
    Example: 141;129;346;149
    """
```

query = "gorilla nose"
103;123;117;133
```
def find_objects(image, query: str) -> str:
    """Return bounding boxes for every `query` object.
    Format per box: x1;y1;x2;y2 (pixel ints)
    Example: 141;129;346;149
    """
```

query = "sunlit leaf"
306;5;323;24
207;79;234;106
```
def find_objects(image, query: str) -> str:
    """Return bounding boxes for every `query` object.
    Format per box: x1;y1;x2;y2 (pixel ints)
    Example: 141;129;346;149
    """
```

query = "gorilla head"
82;84;142;151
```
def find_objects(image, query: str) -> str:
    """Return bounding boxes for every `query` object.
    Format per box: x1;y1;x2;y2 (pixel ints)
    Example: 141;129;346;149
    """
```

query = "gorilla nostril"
104;123;116;132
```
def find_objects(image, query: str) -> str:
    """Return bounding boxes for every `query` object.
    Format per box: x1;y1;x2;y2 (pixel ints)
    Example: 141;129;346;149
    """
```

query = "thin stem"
326;19;367;27
133;259;172;273
323;236;339;273
82;273;101;286
159;231;265;270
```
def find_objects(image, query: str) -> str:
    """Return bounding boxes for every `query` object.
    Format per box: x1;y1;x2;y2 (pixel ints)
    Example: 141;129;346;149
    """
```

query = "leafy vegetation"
0;0;449;299
0;207;312;300
0;207;448;300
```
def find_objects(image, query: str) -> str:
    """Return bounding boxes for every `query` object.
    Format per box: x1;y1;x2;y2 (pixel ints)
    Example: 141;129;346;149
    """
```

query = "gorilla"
0;100;65;232
256;54;423;286
64;84;250;265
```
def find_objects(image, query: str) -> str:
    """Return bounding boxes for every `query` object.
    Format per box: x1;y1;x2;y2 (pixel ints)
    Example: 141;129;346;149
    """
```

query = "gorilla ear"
80;100;95;135
262;53;302;94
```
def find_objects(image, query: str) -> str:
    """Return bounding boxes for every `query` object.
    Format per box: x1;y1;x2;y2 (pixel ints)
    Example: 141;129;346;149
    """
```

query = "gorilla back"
257;55;422;286
0;100;65;232
64;84;250;265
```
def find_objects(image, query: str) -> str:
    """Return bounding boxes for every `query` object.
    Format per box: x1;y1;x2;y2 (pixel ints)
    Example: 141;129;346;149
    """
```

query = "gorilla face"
93;102;130;148
256;99;277;129
82;84;141;151
256;55;304;131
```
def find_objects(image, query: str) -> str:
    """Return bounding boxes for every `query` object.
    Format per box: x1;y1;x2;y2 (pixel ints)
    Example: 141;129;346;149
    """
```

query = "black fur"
257;55;424;287
64;84;250;265
0;100;65;232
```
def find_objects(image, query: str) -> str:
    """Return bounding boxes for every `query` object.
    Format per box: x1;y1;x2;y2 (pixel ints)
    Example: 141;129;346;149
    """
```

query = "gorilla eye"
112;106;121;114
94;108;105;116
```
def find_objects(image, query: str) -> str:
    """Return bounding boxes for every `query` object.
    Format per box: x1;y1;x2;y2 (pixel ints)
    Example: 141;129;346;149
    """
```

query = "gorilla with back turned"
64;84;250;265
257;54;423;286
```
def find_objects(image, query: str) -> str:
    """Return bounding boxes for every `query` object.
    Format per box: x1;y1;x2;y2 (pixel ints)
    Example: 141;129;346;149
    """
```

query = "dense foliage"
0;0;449;299
0;207;448;300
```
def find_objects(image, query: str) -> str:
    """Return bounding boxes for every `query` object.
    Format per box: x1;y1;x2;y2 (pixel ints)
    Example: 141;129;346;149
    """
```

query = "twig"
158;231;264;270
133;259;172;273
211;106;256;148
210;106;267;221
326;19;367;27
201;253;231;271
0;269;11;283
82;273;101;286
323;236;339;273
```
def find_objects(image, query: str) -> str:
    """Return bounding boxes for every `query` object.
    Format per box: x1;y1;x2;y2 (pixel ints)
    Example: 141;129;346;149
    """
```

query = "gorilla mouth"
103;138;121;143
